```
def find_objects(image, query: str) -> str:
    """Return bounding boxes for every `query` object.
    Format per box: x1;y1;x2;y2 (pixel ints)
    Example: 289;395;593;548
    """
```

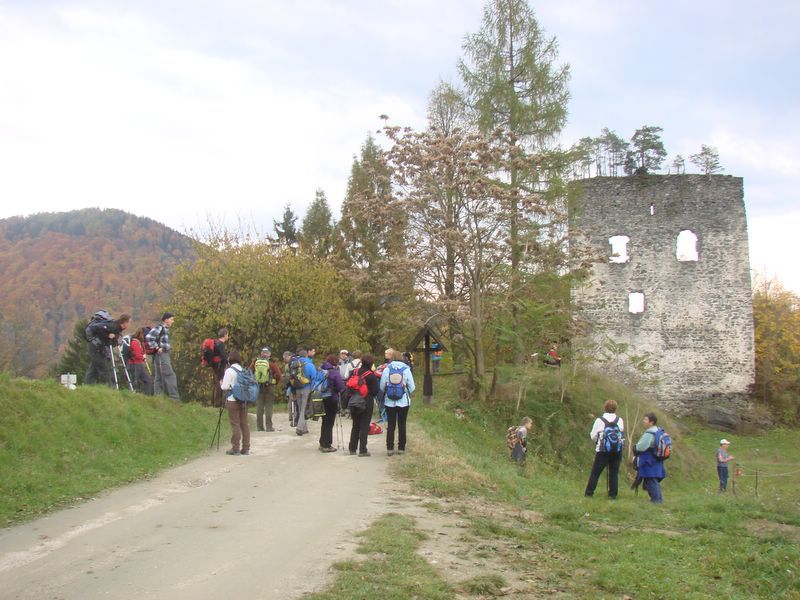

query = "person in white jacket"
220;350;250;456
584;399;625;499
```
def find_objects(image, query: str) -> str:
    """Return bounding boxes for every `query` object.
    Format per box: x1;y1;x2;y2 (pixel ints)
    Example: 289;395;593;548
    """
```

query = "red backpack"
346;368;369;397
200;338;222;367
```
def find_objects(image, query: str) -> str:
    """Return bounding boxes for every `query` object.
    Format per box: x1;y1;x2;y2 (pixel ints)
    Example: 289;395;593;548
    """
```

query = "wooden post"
423;332;433;404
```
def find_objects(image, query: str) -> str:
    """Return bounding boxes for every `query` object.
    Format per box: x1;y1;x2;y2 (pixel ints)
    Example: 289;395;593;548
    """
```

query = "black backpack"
85;310;113;348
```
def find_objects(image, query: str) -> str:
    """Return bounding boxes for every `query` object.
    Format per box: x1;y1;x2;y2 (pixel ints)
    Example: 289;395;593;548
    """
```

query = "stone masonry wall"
572;175;754;415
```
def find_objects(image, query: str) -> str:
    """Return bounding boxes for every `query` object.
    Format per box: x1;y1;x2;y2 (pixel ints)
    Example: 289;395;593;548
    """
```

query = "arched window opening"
609;235;630;263
676;230;699;261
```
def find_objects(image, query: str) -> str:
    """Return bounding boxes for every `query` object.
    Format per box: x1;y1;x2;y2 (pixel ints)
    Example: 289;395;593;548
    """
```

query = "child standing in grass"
509;417;533;466
716;439;735;492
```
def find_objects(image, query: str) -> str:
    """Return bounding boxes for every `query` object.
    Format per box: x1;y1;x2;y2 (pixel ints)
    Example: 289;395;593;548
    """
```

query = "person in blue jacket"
293;347;317;436
635;413;666;504
379;350;416;456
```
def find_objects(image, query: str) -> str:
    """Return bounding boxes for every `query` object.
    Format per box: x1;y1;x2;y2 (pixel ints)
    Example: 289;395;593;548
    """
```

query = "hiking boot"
240;449;250;455
349;450;356;455
358;451;371;457
397;450;405;455
225;449;240;456
387;449;394;456
321;447;337;453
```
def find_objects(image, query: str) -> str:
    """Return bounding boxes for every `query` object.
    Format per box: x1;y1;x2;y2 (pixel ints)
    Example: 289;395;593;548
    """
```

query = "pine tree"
273;204;298;246
299;189;335;259
689;145;723;175
625;125;667;174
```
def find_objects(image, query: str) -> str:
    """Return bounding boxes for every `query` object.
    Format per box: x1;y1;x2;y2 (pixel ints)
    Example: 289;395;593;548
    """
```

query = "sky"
1;0;797;292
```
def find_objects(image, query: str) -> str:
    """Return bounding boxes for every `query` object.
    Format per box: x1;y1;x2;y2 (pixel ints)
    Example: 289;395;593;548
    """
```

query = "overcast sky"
1;0;797;291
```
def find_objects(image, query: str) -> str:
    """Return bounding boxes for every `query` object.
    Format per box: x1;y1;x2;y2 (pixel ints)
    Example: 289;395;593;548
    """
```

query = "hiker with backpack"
145;312;180;402
220;350;253;455
253;347;282;432
347;353;380;457
379;350;416;456
374;348;393;424
317;354;345;452
127;327;154;395
584;400;625;499
203;329;228;407
634;413;667;504
508;417;533;466
84;311;130;386
288;347;317;436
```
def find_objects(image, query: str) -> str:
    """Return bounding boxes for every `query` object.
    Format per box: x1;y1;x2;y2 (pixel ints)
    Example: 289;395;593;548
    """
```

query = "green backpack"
254;358;275;384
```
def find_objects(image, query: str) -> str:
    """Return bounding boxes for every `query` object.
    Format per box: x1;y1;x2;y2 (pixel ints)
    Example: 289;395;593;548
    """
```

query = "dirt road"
0;418;391;600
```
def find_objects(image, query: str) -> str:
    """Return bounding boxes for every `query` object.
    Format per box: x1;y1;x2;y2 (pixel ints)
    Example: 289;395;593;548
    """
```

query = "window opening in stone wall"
628;292;645;314
649;203;655;216
676;230;699;261
609;235;630;263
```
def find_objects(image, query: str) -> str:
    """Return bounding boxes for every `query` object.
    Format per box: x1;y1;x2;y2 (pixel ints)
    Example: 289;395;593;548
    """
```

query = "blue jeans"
643;478;663;504
717;465;729;491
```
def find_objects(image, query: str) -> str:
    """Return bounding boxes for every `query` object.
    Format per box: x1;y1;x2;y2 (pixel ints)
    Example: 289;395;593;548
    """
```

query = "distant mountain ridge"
0;208;195;377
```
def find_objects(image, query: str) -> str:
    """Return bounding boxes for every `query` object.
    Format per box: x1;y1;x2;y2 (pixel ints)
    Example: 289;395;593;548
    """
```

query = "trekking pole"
210;404;225;450
117;348;135;392
108;344;120;390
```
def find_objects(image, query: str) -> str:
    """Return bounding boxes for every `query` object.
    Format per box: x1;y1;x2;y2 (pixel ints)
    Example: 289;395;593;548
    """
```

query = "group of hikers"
83;310;418;458
215;344;416;458
509;398;736;503
84;310;180;401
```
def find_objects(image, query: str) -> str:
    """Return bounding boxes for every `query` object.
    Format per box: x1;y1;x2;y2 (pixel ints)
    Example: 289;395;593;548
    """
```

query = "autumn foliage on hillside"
0;209;194;377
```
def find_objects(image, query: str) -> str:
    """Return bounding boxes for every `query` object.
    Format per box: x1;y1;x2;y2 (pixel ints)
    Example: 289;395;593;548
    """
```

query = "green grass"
305;513;454;600
394;368;800;599
0;373;223;526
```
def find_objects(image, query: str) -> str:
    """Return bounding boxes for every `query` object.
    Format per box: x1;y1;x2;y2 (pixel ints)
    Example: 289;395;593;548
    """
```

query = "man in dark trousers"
85;312;130;386
584;399;625;499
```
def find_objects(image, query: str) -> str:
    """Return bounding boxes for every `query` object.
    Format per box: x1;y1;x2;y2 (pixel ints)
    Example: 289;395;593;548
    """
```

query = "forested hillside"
0;209;194;376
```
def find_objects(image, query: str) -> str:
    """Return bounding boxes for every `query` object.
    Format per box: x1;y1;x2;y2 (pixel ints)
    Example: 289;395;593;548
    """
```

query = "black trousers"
385;405;409;451
319;395;339;448
585;452;622;498
349;397;374;454
85;348;111;386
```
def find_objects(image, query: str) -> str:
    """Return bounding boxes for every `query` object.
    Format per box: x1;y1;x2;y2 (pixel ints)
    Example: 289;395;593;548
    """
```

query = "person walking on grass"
221;350;250;456
584;400;625;499
380;349;415;456
510;417;533;466
716;439;735;492
347;354;380;457
635;413;666;504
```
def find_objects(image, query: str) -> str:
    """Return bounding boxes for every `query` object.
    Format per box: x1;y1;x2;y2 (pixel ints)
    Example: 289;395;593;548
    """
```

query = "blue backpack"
232;367;259;404
599;416;624;454
316;368;332;398
653;427;672;461
385;364;407;401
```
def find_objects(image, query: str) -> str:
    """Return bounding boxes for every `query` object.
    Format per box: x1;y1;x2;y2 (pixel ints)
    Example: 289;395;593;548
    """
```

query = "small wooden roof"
408;324;447;352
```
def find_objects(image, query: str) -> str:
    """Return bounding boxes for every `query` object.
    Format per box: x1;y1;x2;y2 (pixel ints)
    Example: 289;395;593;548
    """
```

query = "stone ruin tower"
572;175;754;417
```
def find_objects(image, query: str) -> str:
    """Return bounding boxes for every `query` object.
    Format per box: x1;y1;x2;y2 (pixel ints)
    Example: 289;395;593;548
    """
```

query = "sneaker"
225;449;240;456
358;452;371;457
387;449;394;456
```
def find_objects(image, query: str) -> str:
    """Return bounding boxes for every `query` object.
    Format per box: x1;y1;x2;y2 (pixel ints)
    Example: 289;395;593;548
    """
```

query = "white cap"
720;439;730;445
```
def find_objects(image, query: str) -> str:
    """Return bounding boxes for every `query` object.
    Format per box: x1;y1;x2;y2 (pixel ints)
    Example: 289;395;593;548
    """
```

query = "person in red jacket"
130;328;154;395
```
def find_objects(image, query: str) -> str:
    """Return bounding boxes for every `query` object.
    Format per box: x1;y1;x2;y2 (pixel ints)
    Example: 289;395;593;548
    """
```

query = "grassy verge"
306;513;454;600
391;369;800;599
0;373;222;526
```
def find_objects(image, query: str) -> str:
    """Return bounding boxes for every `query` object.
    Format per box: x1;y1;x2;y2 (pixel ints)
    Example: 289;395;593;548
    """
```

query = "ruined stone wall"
572;175;754;415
